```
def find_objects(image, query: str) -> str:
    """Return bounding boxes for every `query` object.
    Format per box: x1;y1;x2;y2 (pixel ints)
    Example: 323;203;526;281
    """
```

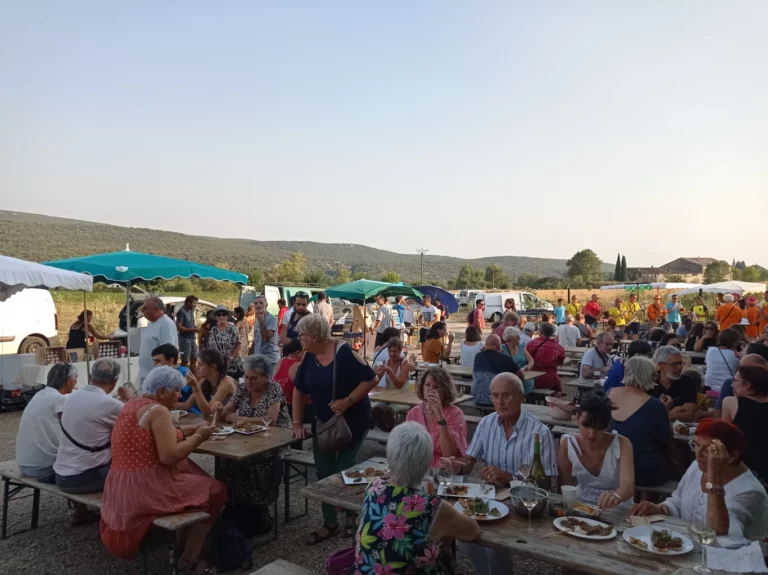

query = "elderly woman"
705;328;742;393
609;357;675;487
722;356;768;483
559;392;635;509
217;354;290;530
405;367;467;467
291;314;379;543
633;419;768;538
492;310;519;338
502;327;535;394
206;305;243;377
100;367;225;571
181;348;238;417
573;313;594;343
354;422;479;574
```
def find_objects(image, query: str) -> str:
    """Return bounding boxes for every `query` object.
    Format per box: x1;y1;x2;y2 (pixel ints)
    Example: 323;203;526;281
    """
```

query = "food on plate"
213;426;227;434
345;468;388;479
488;508;501;517
459;498;491;516
234;422;264;433
674;423;689;435
650;529;683;552
445;485;469;496
559;517;612;537
629;536;648;550
571;502;600;516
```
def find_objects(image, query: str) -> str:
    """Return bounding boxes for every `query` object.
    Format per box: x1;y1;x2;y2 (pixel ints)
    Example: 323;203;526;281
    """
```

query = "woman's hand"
224;413;239;424
441;456;463;474
374;365;387;378
292;421;308;439
707;439;727;477
329;398;350;417
211;401;224;415
196;424;214;442
598;491;621;510
425;389;444;419
630;501;662;516
186;371;200;391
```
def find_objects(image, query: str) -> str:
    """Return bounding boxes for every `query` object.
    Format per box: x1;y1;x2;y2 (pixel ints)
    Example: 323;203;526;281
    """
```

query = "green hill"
0;210;611;284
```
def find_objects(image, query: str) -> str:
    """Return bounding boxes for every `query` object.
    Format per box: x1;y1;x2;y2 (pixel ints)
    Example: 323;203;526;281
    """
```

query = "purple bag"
325;546;355;575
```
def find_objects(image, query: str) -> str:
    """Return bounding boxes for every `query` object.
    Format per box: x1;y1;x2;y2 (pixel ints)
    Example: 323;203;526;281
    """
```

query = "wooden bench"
0;460;209;574
250;558;314;575
465;414;483;426
526;389;554;405
459;400;495;415
550;425;573;438
280;448;315;523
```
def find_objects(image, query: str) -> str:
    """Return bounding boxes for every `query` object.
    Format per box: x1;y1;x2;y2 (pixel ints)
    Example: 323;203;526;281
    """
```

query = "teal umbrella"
325;279;423;303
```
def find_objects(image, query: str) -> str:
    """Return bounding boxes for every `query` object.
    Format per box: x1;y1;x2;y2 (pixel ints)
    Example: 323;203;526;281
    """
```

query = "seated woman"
405;366;467;467
693;321;719;353
459;326;484;368
685;322;704;352
178;348;237;417
660;332;681;348
66;310;111;350
705;328;742;393
501;327;535;394
100;367;225;571
609;357;675;487
372;337;415;430
218;354;291;532
354;422;479;575
573;313;594;344
721;358;768;484
632;419;768;538
421;321;454;363
559;392;635;509
273;338;313;423
603;340;653;392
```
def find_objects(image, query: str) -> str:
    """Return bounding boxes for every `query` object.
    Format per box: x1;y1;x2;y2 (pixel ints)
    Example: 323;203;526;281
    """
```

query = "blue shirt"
602;360;625;392
554;306;566;324
610;397;671;486
666;302;682;323
715;378;734;410
391;304;405;326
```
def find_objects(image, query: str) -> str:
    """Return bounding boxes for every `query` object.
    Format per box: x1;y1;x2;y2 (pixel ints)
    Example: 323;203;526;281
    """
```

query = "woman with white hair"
100;367;225;572
291;313;379;543
216;354;290;532
501;327;535;394
609;357;676;487
354;422;479;574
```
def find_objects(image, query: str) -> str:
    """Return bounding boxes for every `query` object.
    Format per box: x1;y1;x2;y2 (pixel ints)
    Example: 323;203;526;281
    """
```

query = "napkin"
706;541;768;573
629;515;665;527
493;488;510;502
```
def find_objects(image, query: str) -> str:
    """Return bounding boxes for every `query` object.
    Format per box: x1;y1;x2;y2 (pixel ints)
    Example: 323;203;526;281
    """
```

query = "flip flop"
306;523;339;545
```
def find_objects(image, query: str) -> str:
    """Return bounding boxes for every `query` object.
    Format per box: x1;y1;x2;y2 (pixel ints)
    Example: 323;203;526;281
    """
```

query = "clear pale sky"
1;2;766;268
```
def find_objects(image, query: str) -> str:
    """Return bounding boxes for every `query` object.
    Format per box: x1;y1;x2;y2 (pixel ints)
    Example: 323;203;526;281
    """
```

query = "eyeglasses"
663;360;684;368
215;312;228;317
295;291;309;298
688;440;701;453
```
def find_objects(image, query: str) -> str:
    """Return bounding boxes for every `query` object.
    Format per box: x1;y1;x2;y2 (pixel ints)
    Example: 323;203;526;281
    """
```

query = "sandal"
177;558;213;575
344;516;357;537
306;523;339;545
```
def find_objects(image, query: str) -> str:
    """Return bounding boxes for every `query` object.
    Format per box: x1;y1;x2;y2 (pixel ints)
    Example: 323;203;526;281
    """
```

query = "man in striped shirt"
443;373;558;575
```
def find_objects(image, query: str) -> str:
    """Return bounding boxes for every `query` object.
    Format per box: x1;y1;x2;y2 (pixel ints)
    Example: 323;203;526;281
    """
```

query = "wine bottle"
531;433;548;490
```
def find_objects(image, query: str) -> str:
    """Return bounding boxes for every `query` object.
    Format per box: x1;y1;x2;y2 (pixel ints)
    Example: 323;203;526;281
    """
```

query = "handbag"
316;341;353;453
325;546;355;575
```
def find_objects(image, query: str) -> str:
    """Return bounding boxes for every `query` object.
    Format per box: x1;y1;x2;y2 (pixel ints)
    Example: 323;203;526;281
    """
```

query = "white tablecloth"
12;357;139;390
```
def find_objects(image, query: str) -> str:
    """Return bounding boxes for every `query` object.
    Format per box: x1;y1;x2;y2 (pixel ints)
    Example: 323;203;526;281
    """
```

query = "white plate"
341;462;389;485
439;483;496;499
623;526;694;555
453;499;509;521
233;425;268;435
211;426;234;436
553;516;616;540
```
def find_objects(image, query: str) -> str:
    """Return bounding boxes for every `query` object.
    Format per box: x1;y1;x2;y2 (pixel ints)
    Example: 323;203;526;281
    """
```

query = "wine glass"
689;524;715;574
517;464;531;484
519;485;547;533
437;468;453;490
262;416;272;436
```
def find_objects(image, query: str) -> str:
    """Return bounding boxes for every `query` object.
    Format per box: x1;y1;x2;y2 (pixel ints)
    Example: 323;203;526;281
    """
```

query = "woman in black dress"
66;310;110;349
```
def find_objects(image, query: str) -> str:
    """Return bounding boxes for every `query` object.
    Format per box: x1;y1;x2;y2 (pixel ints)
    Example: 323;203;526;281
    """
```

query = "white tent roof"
673;281;767;297
600;282;702;291
0;255;93;301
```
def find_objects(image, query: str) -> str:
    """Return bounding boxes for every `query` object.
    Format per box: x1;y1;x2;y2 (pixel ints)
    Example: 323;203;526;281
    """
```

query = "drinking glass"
262;416;272;436
517;464;531;484
519;485;546;533
689;524;715;574
560;485;578;508
437;468;453;490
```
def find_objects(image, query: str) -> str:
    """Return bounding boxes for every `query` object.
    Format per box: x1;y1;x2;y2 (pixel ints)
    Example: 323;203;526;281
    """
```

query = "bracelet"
292;421;303;426
192;433;203;443
609;491;621;502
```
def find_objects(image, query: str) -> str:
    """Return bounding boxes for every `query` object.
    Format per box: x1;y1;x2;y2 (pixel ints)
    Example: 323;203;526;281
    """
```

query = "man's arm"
668;403;696;422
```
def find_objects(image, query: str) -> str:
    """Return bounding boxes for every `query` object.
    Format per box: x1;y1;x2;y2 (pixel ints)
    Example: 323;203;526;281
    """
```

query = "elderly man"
519;321;535;348
139;296;178;385
555;315;581;348
526;323;565;392
250;295;281;368
579;332;615;379
716;293;745;331
650;345;697;422
472;334;520;406
492;311;519;338
444;373;557;575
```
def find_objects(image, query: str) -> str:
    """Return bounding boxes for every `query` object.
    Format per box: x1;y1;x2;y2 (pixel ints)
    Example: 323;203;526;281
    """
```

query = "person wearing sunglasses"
650;345;697;422
279;292;312;346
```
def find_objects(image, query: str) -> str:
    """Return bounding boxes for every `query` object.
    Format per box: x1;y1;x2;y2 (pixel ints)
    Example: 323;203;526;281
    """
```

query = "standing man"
623;293;642;340
280;291;311;345
370;294;394;347
276;298;289;326
583;294;602;330
250;295;281;368
469;299;486;332
665;295;684;333
138;296;178;386
647;295;667;327
391;296;406;333
175;295;199;373
554;298;566;326
434;297;449;322
565;295;580;318
418;295;439;344
315;292;334;325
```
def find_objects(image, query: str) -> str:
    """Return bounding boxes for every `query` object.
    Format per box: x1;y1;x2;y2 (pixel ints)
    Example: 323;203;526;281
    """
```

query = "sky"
1;1;766;268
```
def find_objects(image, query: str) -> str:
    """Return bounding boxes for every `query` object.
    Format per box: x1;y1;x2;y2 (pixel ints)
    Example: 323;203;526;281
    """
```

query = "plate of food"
553;516;616;540
341;465;389;485
623;526;693;555
439;483;496;499
570;501;602;518
453;498;509;521
211;426;235;436
233;422;268;435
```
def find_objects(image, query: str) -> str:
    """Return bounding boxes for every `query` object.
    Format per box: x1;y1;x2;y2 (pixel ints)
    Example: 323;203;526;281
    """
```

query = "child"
554;298;566;326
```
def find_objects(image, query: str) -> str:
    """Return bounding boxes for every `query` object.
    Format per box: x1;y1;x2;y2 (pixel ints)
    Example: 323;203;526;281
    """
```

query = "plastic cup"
561;485;578;508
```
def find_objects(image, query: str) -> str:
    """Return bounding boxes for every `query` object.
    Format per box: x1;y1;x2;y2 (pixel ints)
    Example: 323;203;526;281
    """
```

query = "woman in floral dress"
207;305;243;377
354;422;479;575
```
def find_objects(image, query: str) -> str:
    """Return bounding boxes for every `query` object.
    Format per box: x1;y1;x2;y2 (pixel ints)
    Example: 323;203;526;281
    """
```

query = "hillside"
0;210;611;284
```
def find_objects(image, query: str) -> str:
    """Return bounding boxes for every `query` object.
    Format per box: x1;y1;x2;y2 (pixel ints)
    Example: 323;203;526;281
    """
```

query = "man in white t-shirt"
419;295;439;344
15;363;77;482
371;295;394;347
554;315;581;348
579;333;615;379
139;296;179;385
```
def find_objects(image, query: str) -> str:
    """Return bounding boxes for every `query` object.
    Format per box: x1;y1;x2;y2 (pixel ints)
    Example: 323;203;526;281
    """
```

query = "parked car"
0;288;59;355
475;291;554;322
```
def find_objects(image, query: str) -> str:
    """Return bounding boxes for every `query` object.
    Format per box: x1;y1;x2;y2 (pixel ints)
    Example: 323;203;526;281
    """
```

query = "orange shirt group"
715;302;744;331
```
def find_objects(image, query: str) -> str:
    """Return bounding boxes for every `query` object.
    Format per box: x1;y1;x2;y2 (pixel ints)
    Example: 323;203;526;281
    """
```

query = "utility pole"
492;264;495;289
416;249;429;285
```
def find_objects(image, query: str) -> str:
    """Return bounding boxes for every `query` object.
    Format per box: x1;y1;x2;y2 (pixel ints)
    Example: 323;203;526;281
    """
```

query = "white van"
475;291;554;322
0;288;59;355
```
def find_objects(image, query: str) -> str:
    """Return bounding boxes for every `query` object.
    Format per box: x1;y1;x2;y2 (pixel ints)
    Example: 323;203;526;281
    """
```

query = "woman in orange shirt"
421;321;454;363
715;294;745;331
744;296;761;340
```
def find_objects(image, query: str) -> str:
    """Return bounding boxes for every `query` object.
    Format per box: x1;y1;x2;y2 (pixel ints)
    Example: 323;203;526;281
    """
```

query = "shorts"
669;322;680;331
55;462;111;494
179;337;198;362
624;322;640;335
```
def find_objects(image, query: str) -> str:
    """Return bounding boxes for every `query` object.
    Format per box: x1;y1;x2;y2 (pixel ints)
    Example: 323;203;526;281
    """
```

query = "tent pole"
83;291;91;385
125;282;131;390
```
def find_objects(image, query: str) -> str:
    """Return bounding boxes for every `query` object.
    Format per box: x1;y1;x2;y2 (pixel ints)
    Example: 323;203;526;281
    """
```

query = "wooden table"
523;403;578;429
681;351;706;360
415;363;544;382
301;466;699;575
565;346;587;355
368;387;473;407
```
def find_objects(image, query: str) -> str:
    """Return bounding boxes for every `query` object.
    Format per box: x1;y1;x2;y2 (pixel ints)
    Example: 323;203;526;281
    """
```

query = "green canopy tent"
45;248;248;386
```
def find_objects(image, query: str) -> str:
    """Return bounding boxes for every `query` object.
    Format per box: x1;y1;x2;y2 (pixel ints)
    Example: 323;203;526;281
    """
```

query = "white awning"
0;255;93;301
673;281;766;297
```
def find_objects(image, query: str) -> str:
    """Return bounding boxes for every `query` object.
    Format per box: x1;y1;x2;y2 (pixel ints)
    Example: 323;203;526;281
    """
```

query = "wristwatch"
347;396;354;405
437;419;448;426
705;482;725;495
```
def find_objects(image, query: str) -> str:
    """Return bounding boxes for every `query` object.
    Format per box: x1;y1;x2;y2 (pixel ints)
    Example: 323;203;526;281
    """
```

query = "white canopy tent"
672;281;767;297
600;282;703;291
0;255;93;302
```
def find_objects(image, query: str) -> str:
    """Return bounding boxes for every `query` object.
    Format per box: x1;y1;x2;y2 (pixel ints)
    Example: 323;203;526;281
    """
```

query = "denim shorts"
179;337;198;362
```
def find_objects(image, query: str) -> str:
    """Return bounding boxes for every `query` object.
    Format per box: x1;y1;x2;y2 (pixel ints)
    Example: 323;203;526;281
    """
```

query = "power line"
416;248;429;285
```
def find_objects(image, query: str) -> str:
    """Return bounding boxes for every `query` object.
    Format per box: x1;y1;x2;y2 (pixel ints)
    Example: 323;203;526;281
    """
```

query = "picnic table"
414;363;544;382
301;462;701;575
564;346;586;355
681;351;707;360
368;387;473;407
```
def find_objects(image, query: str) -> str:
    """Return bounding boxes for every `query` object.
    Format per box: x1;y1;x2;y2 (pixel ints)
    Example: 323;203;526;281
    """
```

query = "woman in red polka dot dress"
100;366;226;572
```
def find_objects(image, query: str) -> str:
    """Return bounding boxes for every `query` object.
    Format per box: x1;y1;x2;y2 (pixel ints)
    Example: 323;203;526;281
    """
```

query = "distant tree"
614;254;621;281
620;256;627;281
381;271;401;284
665;274;685;283
703;261;731;284
484;264;509;289
246;268;265;290
731;267;743;281
336;267;352;284
534;276;565;289
734;260;747;271
516;273;540;289
352;271;369;281
760;268;768;282
566;250;604;286
453;265;486;289
304;270;330;286
268;252;308;284
741;266;761;282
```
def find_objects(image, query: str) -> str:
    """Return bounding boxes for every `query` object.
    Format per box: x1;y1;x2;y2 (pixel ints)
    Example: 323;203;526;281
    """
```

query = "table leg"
31;488;40;529
2;477;9;540
272;452;278;541
283;461;290;523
